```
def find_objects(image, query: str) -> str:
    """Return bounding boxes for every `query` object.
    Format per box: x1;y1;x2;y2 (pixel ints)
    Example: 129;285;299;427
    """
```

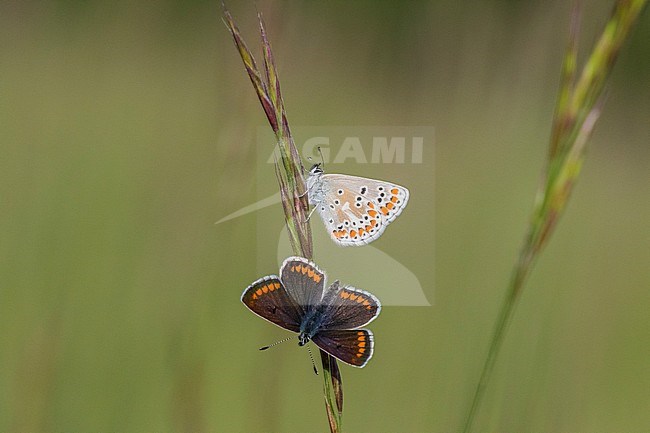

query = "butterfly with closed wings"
306;164;409;246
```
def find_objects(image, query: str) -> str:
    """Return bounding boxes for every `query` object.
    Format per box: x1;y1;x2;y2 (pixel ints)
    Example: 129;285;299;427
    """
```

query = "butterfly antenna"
317;146;325;171
259;335;295;351
307;344;319;375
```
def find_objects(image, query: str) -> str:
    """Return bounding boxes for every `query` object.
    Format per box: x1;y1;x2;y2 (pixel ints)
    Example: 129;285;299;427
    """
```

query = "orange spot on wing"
358;347;366;354
314;275;322;283
386;202;394;210
256;289;263;296
356;353;362;358
359;341;366;348
356;296;365;303
340;291;351;299
349;293;358;301
391;188;399;194
307;268;314;278
252;294;258;300
367;202;375;209
358;228;365;236
365;225;372;232
380;207;389;215
357;334;366;341
391;196;398;203
350;230;357;238
274;282;281;290
368;210;378;217
301;266;308;275
262;285;269;293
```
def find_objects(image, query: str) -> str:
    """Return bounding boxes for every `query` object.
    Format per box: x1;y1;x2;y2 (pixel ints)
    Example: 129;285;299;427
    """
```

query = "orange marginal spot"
391;188;399;194
302;265;309;275
359;341;366;348
386;202;395;210
368;210;378;217
307;268;314;278
364;225;372;232
262;285;269;294
356;296;365;303
349;293;358;301
358;228;365;236
252;294;258;300
372;221;379;228
314;274;322;283
356;353;362;358
359;347;366;354
256;288;263;296
380;207;389;215
363;300;370;305
367;202;375;209
350;230;357;238
274;282;281;290
357;334;366;341
391;196;398;203
340;291;351;299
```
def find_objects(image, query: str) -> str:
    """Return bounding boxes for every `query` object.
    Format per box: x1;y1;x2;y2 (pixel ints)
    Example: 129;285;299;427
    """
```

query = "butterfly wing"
319;282;381;330
312;329;374;367
279;256;326;311
316;174;409;246
241;276;302;333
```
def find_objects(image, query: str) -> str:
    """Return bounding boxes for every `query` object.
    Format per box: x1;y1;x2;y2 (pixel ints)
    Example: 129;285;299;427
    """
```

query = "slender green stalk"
222;4;343;432
462;1;647;432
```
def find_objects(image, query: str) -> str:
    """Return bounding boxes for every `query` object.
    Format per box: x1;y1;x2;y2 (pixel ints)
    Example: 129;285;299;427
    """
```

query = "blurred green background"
1;1;648;432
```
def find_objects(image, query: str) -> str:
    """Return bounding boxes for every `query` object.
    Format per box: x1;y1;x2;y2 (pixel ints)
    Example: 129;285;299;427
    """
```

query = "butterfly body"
242;257;381;367
306;164;409;246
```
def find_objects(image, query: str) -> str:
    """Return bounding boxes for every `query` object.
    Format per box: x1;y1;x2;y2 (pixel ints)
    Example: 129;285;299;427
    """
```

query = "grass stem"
461;1;647;431
223;4;344;431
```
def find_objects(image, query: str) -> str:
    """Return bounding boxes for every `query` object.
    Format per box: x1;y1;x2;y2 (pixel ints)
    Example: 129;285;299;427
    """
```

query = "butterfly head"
298;332;311;346
308;163;324;176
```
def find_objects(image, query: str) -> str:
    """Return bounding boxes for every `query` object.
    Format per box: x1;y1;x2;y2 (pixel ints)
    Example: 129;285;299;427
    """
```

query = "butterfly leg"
306;205;318;222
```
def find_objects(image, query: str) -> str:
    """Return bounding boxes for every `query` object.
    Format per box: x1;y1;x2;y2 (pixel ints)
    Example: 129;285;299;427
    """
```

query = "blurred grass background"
1;1;648;432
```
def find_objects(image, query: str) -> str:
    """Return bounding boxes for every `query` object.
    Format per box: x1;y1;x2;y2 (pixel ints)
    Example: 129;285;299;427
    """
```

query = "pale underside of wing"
315;174;409;246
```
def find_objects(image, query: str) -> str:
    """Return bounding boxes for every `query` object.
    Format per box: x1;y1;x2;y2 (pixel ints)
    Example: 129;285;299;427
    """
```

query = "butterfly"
241;256;381;367
306;164;409;246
